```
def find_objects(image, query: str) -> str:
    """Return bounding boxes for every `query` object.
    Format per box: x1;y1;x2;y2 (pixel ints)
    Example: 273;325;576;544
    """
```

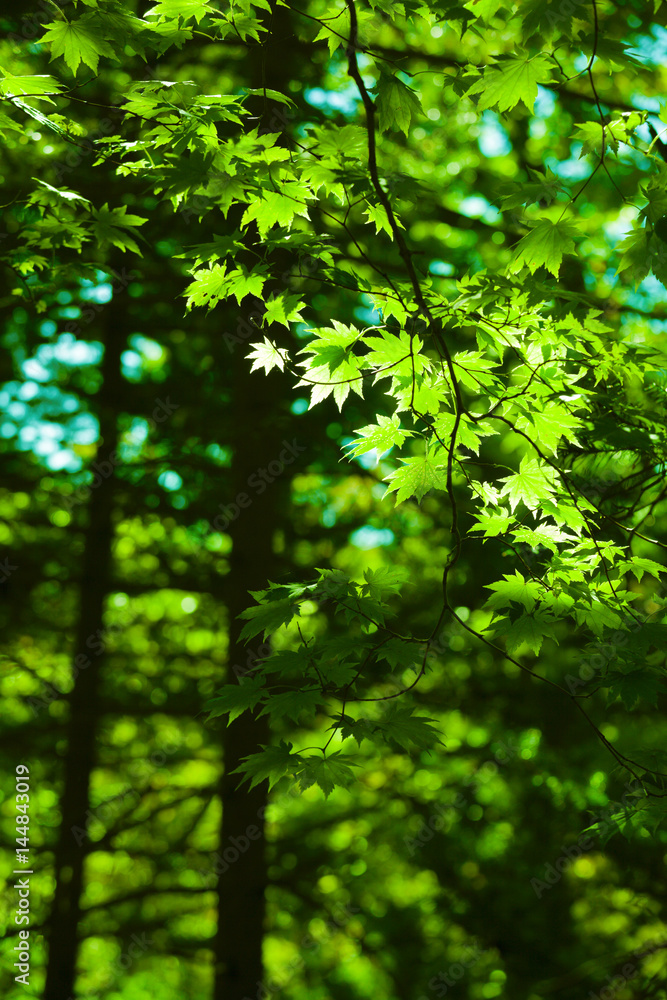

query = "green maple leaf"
381;638;423;671
297;342;365;409
624;748;667;783
219;13;268;43
91;204;148;255
183;233;245;267
307;123;367;159
508;219;581;276
310;344;355;375
451;351;500;392
499;456;555;512
617;557;665;583
184;264;230;310
263;291;306;328
585;807;635;847
12;100;67;134
484;571;541;613
302;321;359;362
346;414;412;464
515;405;582;455
363;203;391;236
312;8;351;55
41;17;116;74
375;70;423;135
503;612;557;656
436;411;498;456
615;226;652;287
581;600;623;636
629;622;667;654
373;704;444;753
249;647;306;678
361;566;410;601
301;160;344;200
595;37;644;72
206;676;265;724
333;714;378;748
384;455;448;504
233;740;302;791
298;753;359;797
637;798;667;835
511;523;574;554
539;497;589;532
500;169;564;210
257;687;323;724
363;329;426;375
31;180;91;206
393;372;441;415
225;265;267;304
572;120;625;158
241;87;294;106
238;596;299;640
472;511;515;537
241;184;311;235
246;338;288;374
0;113;22;135
145;0;217;23
606;668;663;710
520;0;584;39
0;75;64;100
467;54;553;113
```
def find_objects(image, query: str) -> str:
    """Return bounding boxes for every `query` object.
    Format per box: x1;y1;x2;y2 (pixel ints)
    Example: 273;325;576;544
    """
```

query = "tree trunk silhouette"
212;338;292;999
213;6;297;996
43;280;125;1000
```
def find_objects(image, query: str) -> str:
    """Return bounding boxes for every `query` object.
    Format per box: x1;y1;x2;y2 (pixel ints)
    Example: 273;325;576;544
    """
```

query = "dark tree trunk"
43;283;125;1000
212;5;298;996
212;334;291;999
212;339;292;998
